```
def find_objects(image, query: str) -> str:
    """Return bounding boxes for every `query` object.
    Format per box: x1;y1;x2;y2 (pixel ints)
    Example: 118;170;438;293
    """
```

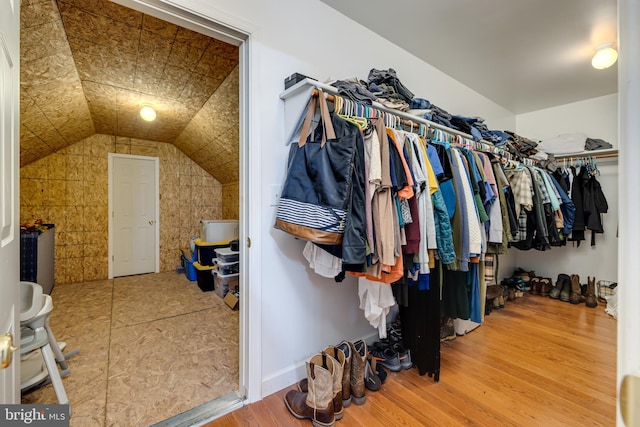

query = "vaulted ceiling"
20;0;239;183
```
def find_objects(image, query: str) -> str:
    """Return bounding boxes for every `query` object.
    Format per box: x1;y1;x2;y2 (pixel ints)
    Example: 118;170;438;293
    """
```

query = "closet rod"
553;149;619;160
306;80;482;143
309;84;518;163
311;89;423;130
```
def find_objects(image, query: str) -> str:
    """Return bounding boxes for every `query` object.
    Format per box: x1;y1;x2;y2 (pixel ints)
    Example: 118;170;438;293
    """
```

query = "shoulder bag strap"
298;95;318;147
317;89;336;147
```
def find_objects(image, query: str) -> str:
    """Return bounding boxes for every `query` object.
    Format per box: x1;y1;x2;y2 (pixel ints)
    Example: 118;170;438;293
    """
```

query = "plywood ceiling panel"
20;0;240;184
174;67;239;184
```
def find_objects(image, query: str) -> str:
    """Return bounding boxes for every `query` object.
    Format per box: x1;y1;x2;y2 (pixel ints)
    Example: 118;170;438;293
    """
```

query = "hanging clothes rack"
553;149;619;161
304;84;526;165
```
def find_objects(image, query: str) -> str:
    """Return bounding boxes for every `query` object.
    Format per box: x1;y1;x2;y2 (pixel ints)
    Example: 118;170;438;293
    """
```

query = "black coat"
569;167;608;246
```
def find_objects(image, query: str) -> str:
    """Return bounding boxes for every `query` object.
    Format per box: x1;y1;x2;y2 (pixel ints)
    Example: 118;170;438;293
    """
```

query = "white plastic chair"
20;281;76;404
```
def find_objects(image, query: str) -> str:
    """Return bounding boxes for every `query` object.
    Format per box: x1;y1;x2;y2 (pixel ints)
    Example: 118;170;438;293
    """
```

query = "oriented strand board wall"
222;181;239;220
20;134;223;285
174;66;239;184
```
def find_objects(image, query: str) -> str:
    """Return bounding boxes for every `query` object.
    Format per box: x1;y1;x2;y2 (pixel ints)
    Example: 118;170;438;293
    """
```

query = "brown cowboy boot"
560;275;572;302
550;274;569;299
539;278;552;297
348;340;367;405
570;274;585;304
297;346;345;420
585;276;598;308
336;341;352;407
285;352;336;427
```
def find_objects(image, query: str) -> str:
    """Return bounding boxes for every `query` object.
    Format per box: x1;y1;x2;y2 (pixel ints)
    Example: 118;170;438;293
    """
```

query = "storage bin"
215;259;239;275
193;261;216;292
181;255;197;281
215;247;240;264
194;239;229;266
214;271;240;298
20;224;55;295
200;220;239;243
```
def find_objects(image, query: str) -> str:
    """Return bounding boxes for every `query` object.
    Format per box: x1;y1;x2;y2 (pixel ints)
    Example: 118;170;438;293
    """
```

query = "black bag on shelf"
275;89;358;245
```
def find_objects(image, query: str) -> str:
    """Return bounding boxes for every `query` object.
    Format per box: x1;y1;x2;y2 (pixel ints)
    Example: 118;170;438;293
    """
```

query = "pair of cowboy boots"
285;340;367;426
567;274;598;306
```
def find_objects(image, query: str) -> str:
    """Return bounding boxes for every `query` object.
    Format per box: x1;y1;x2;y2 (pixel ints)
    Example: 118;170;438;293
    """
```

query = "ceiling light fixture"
591;43;618;70
140;104;157;122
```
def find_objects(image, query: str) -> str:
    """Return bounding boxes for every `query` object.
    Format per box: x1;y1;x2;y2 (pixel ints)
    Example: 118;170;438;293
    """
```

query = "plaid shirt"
530;168;550;204
506;168;533;216
513;209;528;243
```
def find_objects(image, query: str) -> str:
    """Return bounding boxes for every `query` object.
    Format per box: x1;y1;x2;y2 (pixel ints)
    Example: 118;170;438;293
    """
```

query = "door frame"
0;0;20;403
107;153;160;279
110;0;261;414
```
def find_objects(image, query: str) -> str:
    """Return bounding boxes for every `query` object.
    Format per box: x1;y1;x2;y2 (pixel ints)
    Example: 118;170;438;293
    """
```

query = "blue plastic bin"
181;255;197;281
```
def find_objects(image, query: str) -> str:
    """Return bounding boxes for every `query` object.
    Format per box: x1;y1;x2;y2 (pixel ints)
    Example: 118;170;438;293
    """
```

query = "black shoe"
386;323;402;343
370;342;401;372
391;342;413;369
364;358;382;391
440;319;456;342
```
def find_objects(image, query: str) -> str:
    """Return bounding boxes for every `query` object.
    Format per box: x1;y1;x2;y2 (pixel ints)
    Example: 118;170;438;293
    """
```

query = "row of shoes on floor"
513;269;599;308
369;321;413;373
284;321;414;426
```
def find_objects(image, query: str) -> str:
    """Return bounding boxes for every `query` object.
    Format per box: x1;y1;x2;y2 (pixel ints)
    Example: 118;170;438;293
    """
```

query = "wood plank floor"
206;293;617;426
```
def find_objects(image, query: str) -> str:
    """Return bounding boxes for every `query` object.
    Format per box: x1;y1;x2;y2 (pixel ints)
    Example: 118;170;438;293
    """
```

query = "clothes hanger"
335;96;368;130
592;157;600;176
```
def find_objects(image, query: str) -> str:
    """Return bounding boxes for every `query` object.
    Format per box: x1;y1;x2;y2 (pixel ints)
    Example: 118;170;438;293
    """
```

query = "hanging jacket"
583;169;608;245
425;144;456;265
568;166;586;245
549;173;575;236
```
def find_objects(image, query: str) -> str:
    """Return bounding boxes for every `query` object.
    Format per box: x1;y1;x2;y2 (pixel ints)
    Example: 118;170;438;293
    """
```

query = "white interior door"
0;0;20;404
110;155;158;277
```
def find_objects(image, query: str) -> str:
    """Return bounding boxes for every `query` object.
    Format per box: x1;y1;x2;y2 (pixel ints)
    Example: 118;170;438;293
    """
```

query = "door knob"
0;333;18;369
621;373;640;426
148;220;155;225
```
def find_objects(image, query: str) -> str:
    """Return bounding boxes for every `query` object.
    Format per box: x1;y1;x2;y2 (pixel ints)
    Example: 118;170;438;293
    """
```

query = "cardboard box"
224;291;239;310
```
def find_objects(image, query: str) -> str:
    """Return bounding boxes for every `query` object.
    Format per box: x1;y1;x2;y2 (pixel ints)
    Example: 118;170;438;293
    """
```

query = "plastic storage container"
193;261;216;292
200;220;239;243
215;247;240;264
214;271;240;298
215;259;239;275
194;239;229;266
20;224;55;295
181;256;197;281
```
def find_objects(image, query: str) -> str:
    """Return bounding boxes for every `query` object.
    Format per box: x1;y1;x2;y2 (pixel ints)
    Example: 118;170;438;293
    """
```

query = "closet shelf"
280;78;489;147
280;78;617;165
553;148;619;160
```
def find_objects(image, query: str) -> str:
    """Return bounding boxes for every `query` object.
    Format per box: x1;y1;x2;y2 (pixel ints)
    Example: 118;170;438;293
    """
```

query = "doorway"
109;154;159;278
17;0;255;423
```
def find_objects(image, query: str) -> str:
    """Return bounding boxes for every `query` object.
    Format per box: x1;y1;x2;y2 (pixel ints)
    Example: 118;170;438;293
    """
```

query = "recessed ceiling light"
140;105;157;121
592;43;618;70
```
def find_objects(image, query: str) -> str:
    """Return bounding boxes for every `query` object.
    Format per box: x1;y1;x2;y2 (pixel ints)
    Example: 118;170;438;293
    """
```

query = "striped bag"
274;89;358;244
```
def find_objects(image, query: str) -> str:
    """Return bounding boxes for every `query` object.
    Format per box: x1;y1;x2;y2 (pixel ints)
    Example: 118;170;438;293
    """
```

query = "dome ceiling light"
591;43;618;70
140;104;157;122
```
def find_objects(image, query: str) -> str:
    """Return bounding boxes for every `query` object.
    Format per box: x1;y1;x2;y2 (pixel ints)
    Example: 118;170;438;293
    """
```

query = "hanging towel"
358;277;396;339
303;242;342;278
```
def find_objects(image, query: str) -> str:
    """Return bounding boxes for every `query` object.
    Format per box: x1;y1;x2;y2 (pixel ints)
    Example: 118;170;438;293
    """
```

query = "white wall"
517;93;618;146
514;95;618;284
168;0;517;399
